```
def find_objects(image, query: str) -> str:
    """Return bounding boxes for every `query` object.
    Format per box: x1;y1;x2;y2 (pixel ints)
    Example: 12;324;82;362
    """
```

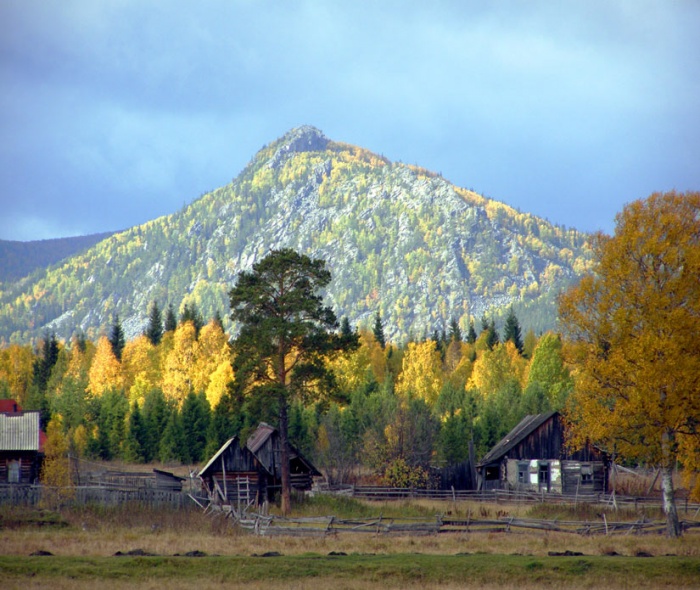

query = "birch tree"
559;191;700;538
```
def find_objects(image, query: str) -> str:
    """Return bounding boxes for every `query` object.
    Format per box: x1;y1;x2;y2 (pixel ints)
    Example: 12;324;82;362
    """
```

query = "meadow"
2;497;700;589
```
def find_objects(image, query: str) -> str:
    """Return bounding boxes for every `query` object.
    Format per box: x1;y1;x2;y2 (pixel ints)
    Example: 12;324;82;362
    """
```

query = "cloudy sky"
1;1;698;241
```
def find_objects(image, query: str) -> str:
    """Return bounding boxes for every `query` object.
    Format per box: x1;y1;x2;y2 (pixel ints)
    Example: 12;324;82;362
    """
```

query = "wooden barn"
198;423;320;506
0;407;46;485
477;411;609;494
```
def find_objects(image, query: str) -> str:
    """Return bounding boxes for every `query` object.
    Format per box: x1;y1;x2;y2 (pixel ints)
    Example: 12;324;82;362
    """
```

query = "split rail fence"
209;507;700;538
317;484;700;514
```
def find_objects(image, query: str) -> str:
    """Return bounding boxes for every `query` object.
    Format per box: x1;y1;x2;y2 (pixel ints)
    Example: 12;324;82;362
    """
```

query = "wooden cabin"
198;436;268;506
198;423;321;506
0;408;45;485
246;422;321;492
477;412;608;494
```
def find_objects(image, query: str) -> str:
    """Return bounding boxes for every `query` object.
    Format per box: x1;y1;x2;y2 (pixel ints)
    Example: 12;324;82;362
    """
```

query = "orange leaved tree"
559;191;700;537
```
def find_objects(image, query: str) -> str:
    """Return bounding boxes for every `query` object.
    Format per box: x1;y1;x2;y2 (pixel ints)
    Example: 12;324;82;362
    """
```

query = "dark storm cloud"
1;0;699;240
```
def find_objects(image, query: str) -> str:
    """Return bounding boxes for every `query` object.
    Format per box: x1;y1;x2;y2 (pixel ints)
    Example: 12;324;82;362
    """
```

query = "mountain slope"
0;126;592;344
0;232;115;284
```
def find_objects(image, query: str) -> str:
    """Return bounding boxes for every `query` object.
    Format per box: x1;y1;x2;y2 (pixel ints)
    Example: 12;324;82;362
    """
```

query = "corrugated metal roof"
478;412;558;467
0;412;41;451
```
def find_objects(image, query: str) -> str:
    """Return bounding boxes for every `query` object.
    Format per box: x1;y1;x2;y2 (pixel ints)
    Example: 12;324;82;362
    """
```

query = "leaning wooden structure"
198;423;321;509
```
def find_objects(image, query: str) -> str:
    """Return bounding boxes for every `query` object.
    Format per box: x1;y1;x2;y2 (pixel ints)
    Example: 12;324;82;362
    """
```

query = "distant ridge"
0;232;116;283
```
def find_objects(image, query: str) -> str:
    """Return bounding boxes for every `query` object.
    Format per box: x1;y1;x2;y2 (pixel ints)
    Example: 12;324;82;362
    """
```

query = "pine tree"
373;311;386;349
503;307;523;354
229;248;353;514
164;303;177;333
109;314;125;361
144;301;163;346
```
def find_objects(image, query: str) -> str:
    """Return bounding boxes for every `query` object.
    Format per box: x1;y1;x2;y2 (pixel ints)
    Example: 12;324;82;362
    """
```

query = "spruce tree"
180;303;204;337
29;332;60;428
181;391;211;464
159;409;185;463
124;401;147;463
212;309;225;332
373;311;386;349
141;388;169;462
108;314;125;361
466;320;477;344
449;318;462;343
485;318;499;350
164;303;177;333
144;301;163;346
503;307;524;354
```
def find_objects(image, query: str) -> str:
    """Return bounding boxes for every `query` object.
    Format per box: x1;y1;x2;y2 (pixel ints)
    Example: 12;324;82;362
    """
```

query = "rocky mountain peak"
267;125;329;169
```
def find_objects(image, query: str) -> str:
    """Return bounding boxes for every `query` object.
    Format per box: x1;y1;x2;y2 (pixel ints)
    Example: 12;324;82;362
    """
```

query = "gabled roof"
0;411;43;452
199;423;321;478
0;399;21;413
246;422;275;454
478;411;558;467
198;436;239;476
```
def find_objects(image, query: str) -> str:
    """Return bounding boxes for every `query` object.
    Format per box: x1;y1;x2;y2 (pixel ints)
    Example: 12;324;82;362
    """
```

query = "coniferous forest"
0;297;570;487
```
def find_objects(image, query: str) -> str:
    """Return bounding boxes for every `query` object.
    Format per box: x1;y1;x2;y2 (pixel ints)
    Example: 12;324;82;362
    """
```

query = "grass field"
2;498;700;589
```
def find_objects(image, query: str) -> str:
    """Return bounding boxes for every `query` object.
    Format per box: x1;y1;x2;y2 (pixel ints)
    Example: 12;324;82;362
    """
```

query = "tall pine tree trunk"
279;398;292;516
661;429;681;538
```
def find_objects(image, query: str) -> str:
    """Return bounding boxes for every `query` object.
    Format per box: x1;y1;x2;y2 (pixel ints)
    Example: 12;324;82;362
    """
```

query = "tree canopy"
559;191;700;537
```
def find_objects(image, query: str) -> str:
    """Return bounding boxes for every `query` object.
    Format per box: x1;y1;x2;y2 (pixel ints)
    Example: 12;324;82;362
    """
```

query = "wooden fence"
317;485;700;514
211;508;700;537
0;484;192;508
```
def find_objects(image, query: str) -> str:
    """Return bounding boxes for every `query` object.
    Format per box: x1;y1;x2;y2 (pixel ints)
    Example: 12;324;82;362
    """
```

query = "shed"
198;423;321;506
477;411;608;494
0;409;45;484
246;422;321;491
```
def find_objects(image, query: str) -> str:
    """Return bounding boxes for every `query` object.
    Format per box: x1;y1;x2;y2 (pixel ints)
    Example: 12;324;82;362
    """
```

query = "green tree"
180;391;211;464
141;387;169;462
109;314;126;361
466;321;477;344
229;248;352;514
503;307;523;354
449;318;462;343
525;332;572;410
372;311;386;349
144;301;164;346
159;408;185;463
559;191;700;537
180;303;204;338
28;332;60;428
124;401;148;463
164;303;178;333
205;388;243;458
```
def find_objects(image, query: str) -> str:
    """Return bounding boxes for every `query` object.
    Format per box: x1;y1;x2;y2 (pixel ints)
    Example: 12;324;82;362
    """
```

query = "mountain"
0;232;115;284
0;126;592;345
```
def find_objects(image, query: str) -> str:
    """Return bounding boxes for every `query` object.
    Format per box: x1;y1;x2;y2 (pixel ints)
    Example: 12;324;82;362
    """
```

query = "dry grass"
1;499;699;559
2;499;700;590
